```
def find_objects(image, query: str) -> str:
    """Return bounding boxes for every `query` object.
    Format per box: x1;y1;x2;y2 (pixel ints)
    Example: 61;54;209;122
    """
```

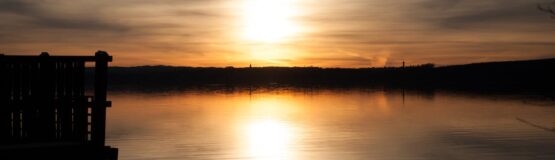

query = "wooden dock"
0;51;117;160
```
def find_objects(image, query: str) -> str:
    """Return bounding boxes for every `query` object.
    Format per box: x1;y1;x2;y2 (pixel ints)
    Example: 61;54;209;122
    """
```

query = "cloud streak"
0;0;554;67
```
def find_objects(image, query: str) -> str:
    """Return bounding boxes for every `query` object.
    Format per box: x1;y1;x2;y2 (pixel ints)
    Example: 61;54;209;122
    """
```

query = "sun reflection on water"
244;119;295;160
240;95;298;160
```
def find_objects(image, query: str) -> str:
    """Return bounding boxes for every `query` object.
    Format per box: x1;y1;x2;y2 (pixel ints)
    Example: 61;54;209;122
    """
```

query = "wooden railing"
0;51;112;148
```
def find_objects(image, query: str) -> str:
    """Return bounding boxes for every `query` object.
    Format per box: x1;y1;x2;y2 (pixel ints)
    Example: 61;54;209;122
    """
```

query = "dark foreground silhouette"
0;52;117;160
104;58;555;93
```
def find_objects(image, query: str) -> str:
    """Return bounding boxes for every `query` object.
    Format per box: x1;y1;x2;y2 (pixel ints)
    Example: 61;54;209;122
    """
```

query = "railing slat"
74;61;87;141
12;63;22;140
0;62;10;142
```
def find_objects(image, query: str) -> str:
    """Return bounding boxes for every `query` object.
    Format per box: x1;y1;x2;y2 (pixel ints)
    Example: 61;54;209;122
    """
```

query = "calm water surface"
105;89;555;160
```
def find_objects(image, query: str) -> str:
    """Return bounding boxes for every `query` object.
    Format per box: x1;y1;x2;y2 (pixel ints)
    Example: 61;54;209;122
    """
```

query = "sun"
241;0;300;43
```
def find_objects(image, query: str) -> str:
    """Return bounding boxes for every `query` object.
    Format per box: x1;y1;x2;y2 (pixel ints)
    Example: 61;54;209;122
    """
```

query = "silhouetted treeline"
90;58;555;92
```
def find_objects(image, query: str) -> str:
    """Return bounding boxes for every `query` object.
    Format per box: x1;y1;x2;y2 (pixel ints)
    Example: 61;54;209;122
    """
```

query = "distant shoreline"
107;58;555;69
84;58;555;92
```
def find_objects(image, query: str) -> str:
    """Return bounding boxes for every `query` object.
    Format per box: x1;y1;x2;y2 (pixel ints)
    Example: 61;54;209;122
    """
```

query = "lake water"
105;89;555;160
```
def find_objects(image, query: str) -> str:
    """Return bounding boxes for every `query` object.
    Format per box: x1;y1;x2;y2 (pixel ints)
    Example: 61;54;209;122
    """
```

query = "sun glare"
240;97;298;160
244;119;295;160
241;0;301;43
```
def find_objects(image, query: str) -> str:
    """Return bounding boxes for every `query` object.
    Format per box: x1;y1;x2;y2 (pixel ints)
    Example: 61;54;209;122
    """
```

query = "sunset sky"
1;0;555;67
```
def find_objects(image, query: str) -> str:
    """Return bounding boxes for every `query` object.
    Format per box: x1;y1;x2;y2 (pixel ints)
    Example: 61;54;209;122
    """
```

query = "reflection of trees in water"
516;117;555;134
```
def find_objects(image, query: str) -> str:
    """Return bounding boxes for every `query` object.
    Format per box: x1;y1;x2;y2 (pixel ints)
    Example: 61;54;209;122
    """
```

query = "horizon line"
105;57;555;69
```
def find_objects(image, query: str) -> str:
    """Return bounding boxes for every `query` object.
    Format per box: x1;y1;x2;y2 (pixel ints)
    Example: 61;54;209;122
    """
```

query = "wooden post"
92;51;109;146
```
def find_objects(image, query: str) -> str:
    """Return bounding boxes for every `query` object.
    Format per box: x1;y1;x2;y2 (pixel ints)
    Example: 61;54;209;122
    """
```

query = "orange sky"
1;0;555;67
